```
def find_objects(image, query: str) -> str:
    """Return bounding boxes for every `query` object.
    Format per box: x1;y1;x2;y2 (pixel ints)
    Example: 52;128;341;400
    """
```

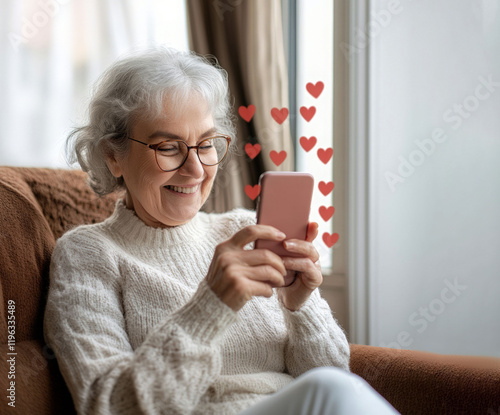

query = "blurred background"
1;0;499;358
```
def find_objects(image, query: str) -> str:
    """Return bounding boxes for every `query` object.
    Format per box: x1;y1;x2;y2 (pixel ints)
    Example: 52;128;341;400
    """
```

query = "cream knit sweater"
44;200;350;415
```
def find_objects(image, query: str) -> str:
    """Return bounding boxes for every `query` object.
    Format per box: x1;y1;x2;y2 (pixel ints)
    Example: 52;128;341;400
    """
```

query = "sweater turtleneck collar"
104;199;208;248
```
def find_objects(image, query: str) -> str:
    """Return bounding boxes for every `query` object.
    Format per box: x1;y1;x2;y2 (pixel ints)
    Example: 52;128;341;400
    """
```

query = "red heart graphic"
300;106;316;122
271;107;289;124
245;184;261;201
322;232;339;248
245;143;261;159
299;136;317;152
319;206;335;222
239;105;256;122
306;81;324;98
270;150;287;166
317;147;333;164
318;181;334;196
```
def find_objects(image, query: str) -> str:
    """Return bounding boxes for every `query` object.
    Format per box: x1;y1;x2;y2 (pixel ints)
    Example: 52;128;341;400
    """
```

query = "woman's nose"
178;148;204;177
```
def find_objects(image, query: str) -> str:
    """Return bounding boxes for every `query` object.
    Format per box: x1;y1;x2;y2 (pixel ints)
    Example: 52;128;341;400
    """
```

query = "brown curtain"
187;0;294;212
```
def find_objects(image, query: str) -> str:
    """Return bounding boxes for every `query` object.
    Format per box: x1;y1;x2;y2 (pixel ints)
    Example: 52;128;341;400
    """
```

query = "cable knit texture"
44;200;350;415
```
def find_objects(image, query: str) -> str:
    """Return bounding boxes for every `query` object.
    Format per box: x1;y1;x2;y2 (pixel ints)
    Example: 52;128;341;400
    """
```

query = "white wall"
368;0;500;357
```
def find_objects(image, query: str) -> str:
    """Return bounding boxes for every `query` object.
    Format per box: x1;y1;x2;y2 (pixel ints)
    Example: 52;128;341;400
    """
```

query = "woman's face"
107;95;218;228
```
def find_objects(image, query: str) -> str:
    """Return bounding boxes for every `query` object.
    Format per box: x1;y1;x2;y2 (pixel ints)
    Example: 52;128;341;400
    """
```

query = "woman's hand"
205;225;287;311
278;222;323;311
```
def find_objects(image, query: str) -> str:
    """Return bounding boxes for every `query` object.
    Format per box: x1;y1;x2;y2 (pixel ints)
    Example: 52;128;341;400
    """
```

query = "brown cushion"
0;167;117;414
0;340;75;414
10;167;118;240
0;168;55;341
351;344;500;414
0;167;118;341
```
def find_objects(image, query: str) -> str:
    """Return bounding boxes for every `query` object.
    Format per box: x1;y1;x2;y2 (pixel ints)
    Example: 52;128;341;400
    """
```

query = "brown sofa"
1;166;499;414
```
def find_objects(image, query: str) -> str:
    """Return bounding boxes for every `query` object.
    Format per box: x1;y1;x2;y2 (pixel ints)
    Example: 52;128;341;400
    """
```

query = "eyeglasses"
127;135;231;172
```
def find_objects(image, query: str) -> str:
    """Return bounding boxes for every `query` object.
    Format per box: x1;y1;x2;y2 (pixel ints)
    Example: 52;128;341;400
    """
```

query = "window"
293;0;335;270
0;0;189;167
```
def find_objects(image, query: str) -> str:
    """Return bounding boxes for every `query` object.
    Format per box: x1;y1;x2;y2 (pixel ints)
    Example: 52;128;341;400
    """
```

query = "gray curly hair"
67;47;236;196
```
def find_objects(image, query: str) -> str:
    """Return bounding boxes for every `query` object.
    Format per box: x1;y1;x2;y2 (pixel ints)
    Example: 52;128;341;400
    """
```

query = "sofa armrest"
350;344;500;415
0;339;75;414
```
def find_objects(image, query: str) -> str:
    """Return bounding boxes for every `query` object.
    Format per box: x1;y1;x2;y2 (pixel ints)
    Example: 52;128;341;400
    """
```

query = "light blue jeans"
240;367;400;415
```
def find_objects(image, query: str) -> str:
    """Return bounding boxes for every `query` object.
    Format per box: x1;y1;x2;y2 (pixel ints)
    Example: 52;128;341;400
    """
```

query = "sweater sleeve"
281;289;350;377
43;231;237;415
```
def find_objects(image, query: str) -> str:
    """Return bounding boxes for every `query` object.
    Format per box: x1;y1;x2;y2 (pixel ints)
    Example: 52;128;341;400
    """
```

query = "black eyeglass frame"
127;135;231;172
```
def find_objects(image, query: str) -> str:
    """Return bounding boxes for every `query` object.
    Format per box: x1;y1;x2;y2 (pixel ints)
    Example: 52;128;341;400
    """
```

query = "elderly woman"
44;48;399;415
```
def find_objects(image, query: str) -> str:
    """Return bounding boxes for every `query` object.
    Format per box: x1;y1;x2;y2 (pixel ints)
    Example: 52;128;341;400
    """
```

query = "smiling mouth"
165;185;199;194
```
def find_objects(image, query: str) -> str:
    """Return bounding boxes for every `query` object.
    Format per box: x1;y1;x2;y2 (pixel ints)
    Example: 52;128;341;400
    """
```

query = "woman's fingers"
242;249;287;276
281;257;321;277
283;238;320;263
305;222;319;243
208;265;278;310
215;248;287;279
230;278;276;310
279;256;323;306
207;224;324;312
226;250;286;287
247;278;275;298
206;225;293;311
208;261;284;310
229;224;286;249
278;222;319;263
274;223;323;311
241;263;286;287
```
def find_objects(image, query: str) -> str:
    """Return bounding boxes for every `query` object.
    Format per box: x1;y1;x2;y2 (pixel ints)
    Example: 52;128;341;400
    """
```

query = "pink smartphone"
255;171;314;286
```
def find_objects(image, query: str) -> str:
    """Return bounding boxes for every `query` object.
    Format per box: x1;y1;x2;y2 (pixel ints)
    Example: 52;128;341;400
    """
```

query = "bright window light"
296;0;334;268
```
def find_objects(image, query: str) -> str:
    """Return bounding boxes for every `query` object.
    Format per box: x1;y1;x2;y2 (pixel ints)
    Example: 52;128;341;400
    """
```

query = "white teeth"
167;185;198;194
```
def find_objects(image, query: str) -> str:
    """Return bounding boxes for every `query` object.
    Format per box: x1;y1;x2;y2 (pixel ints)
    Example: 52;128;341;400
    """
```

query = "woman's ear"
105;153;123;178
